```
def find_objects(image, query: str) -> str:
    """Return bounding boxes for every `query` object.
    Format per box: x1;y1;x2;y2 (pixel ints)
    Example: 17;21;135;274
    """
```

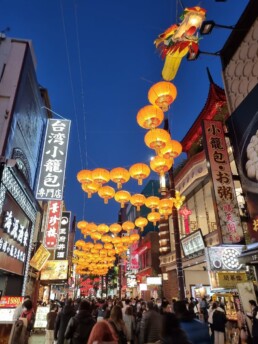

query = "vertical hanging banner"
55;211;71;260
202;120;244;244
36;119;71;200
44;201;63;249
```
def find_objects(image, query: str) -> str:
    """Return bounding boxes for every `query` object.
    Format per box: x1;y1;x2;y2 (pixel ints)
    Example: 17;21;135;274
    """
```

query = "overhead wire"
73;0;89;219
60;0;84;169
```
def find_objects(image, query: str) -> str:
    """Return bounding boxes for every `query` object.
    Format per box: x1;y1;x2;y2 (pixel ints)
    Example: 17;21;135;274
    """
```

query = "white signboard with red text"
44;201;63;249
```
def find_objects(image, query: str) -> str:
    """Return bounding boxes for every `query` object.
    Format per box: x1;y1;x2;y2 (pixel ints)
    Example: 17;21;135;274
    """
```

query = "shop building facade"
0;36;50;295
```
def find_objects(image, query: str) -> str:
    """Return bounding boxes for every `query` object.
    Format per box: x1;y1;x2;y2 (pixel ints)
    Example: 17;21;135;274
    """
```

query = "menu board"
0;309;15;321
34;306;49;328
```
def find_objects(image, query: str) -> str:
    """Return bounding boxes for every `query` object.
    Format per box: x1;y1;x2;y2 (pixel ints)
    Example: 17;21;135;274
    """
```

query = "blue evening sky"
0;0;249;237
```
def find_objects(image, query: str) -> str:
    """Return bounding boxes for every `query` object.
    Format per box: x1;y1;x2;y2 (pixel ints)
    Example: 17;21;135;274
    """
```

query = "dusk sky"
1;0;249;237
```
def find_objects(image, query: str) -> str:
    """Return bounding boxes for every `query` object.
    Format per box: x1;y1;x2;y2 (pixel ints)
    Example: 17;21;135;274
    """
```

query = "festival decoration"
130;194;146;211
147;211;161;226
82;182;100;198
160;139;182;159
145;196;160;212
137;105;164;130
129;163;150;185
135;217;148;232
92;168;110;185
158;198;174;220
97;224;109;234
122;221;135;233
77;169;93;184
155;6;206;80
148;81;177;112
114;190;131;208
144;128;171;153
110;167;130;189
150;156;173;176
98;186;115;204
109;223;122;235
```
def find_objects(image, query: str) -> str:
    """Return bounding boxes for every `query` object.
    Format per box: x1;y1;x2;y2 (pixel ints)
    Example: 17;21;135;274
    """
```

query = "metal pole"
169;167;185;300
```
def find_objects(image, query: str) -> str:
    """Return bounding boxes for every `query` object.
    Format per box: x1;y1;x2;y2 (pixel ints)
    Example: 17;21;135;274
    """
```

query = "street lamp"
200;20;235;35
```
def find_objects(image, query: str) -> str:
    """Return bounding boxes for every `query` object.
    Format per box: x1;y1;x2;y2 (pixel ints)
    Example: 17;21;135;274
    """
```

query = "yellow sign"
40;260;68;280
217;272;247;289
30;244;50;271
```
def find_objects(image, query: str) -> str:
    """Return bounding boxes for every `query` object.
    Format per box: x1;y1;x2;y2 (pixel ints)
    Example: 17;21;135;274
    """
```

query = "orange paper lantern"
145;196;160;212
135;217;148;232
77;170;92;184
110;167;130;189
97;224;109;234
129;163;150;185
150;156;173;176
82;182;100;198
92;168;110;185
130;194;146;211
114;190;131;208
122;221;135;233
148;81;177;112
144;128;171;152
98;186;115;204
160;139;182;159
137;105;164;130
147;211;161;226
109;223;122;235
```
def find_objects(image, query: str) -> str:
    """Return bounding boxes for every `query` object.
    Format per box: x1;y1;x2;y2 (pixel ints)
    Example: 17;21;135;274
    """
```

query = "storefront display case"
212;292;240;321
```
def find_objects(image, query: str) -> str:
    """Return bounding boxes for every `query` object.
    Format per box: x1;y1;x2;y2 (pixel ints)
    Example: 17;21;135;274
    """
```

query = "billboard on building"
40;260;68;280
202;120;244;244
36;119;71;201
205;246;244;271
43;201;63;250
0;193;32;275
181;229;205;259
30;244;50;271
55;211;71;260
227;84;258;241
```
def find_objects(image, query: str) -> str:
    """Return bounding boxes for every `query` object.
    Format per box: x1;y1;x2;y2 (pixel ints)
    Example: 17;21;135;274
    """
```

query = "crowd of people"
10;295;258;344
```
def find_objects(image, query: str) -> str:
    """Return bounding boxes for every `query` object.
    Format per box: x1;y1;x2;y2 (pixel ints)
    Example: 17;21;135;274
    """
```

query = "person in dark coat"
64;300;95;344
212;304;227;344
46;304;58;344
54;299;75;344
246;299;258;343
160;312;192;344
139;301;162;344
174;301;211;344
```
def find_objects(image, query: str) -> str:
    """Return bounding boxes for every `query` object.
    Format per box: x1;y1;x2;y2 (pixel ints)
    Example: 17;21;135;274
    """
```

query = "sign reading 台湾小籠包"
44;201;63;249
55;211;71;260
202;120;244;244
36;119;71;201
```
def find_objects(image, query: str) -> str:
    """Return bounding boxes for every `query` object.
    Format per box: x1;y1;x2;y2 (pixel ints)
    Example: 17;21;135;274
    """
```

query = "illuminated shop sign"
181;229;205;259
0;210;30;263
40;260;68;280
44;201;63;249
146;277;162;285
30;244;50;271
203;120;244;244
205;246;244;271
55;211;71;260
36;119;71;200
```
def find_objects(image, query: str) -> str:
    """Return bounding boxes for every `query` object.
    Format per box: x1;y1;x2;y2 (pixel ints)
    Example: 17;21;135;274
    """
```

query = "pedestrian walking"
64;300;95;344
246;300;258;344
160;312;192;344
124;306;136;344
212;303;227;344
87;320;118;344
13;295;31;321
45;304;58;344
174;300;211;344
108;305;127;344
19;299;36;344
54;299;75;344
139;301;162;344
208;302;218;343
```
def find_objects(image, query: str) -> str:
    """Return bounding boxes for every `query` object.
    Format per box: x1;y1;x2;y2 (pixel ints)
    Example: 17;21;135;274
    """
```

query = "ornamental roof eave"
181;73;226;154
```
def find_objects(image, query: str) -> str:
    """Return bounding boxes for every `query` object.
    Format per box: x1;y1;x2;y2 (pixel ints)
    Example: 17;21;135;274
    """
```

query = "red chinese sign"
0;296;23;308
44;201;63;249
203;120;244;244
